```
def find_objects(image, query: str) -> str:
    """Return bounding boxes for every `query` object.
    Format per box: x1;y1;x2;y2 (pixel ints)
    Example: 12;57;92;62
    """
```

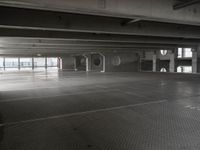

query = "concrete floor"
0;70;200;150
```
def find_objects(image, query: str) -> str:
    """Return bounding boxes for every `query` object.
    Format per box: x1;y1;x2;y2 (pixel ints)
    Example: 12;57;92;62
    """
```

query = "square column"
192;48;197;73
84;54;91;72
32;57;34;70
18;57;20;70
152;51;157;72
45;57;48;69
169;50;176;73
99;53;105;72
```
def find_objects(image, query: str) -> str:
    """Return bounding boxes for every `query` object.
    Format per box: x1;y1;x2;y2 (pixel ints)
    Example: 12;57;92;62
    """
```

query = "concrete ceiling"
0;0;200;56
1;0;200;25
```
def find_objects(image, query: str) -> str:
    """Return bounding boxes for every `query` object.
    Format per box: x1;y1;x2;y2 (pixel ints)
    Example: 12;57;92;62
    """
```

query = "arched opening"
160;68;167;72
160;50;168;56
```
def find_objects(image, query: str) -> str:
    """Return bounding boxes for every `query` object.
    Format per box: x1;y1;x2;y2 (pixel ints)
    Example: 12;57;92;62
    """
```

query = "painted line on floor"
2;99;167;127
0;89;120;103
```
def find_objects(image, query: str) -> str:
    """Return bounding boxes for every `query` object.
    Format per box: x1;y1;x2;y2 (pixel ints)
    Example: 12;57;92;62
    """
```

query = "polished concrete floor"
0;70;200;150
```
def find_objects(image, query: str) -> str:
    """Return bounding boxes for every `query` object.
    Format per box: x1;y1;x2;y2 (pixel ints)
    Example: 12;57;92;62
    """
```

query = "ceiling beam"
1;6;200;38
0;43;184;48
173;0;200;10
1;0;200;26
120;18;141;26
0;29;200;45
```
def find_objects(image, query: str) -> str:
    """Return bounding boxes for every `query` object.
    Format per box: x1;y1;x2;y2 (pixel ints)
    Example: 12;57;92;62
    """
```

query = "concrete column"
169;50;176;73
87;55;92;71
152;52;157;72
3;57;5;70
18;57;20;70
32;57;34;70
74;56;77;71
84;55;91;72
99;53;105;72
45;57;47;69
192;48;198;73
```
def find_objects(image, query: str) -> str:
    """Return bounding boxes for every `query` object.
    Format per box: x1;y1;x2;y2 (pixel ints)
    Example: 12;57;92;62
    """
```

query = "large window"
5;57;19;71
47;57;58;67
34;57;45;70
20;58;32;70
0;56;59;71
178;48;192;58
0;57;3;71
177;66;192;73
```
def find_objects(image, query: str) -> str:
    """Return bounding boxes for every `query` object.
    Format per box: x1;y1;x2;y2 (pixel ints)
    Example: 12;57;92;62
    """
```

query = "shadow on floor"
0;113;4;145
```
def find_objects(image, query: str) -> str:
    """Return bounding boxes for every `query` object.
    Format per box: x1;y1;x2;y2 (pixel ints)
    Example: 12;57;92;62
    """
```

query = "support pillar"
152;51;157;72
3;57;5;70
45;57;47;69
88;55;92;71
99;53;105;72
192;48;197;73
83;54;91;72
74;56;77;71
32;57;34;70
169;50;176;73
18;57;20;70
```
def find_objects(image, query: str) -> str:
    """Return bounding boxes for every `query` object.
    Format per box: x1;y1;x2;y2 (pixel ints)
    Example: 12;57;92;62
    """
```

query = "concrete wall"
91;54;103;71
142;50;194;72
105;53;139;72
144;51;154;60
76;56;86;71
61;55;74;70
159;51;171;60
141;60;153;71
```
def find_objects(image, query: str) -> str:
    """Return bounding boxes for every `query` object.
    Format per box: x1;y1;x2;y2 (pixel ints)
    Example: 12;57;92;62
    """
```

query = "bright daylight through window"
178;48;192;58
0;57;58;71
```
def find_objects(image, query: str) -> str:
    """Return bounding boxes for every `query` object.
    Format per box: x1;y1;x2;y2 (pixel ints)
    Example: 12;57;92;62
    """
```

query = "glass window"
177;48;182;58
20;58;32;70
5;57;19;71
183;66;192;73
34;57;45;70
0;57;3;71
177;48;192;58
177;66;192;73
183;48;192;58
160;50;168;56
47;57;58;67
0;57;3;68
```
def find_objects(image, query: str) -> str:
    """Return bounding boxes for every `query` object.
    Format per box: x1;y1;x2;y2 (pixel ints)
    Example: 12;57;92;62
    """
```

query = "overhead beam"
0;48;142;55
1;6;200;38
0;44;179;51
0;29;200;45
0;43;185;49
173;0;200;10
120;18;141;26
1;0;200;25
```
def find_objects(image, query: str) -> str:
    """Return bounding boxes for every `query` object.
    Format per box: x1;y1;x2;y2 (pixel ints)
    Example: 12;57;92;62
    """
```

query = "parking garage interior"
1;0;200;150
